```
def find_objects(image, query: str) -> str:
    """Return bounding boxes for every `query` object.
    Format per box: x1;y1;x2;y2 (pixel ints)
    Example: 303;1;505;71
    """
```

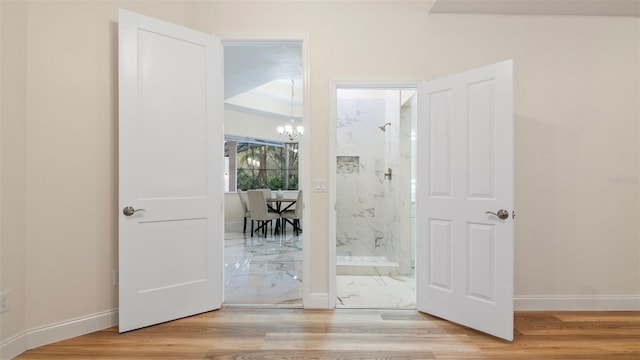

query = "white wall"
1;1;188;357
423;14;640;302
24;0;189;328
1;0;28;349
1;0;638;357
185;1;640;304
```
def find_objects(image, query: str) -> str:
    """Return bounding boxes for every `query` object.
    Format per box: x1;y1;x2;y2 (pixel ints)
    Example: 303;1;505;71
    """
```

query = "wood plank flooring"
15;309;640;359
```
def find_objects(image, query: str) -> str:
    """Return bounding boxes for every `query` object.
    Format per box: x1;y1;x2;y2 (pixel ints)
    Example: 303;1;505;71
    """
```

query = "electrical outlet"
0;290;10;314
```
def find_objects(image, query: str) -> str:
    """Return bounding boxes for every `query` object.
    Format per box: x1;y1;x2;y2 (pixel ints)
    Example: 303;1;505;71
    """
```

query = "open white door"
416;60;514;340
118;9;223;332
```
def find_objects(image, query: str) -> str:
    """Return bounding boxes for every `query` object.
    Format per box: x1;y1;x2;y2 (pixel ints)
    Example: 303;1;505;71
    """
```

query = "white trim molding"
218;33;312;311
515;295;640;311
2;295;638;360
0;309;117;360
328;79;422;309
304;292;330;309
0;330;28;360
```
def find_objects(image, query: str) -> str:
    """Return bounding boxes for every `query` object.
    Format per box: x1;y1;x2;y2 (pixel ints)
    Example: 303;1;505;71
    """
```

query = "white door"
416;60;514;340
118;9;223;332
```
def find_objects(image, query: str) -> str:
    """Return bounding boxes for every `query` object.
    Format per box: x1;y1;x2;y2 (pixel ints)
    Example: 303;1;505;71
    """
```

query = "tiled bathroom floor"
336;273;415;308
224;228;415;308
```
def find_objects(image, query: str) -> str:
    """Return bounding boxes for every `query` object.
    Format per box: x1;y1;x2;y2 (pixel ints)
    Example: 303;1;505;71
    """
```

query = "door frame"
218;33;311;306
328;79;422;308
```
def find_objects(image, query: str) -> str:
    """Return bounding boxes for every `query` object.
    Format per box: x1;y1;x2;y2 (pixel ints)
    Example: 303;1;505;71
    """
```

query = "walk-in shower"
335;88;416;308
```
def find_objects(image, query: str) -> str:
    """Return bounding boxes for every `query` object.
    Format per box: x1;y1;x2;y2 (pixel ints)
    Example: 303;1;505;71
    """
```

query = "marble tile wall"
336;90;412;274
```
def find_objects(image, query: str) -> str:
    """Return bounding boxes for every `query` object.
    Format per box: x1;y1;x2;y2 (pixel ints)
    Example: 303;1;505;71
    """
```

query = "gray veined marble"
337;156;360;174
224;228;415;308
336;89;413;276
224;229;303;305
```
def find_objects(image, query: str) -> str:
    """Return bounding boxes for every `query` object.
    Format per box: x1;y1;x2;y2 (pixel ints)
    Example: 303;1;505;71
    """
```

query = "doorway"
333;86;417;308
222;40;306;306
119;9;514;339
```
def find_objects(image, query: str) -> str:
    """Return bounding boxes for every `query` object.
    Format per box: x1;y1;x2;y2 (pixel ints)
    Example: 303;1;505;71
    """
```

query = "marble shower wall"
336;89;411;273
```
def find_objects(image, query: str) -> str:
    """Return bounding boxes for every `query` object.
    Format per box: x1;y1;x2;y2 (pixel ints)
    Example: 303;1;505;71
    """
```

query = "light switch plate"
314;179;327;192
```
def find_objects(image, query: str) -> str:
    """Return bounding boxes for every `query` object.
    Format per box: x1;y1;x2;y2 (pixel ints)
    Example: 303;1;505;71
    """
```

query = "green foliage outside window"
236;143;298;191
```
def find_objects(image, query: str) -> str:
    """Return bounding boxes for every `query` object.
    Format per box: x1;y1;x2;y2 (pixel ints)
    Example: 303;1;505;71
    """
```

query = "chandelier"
277;79;304;141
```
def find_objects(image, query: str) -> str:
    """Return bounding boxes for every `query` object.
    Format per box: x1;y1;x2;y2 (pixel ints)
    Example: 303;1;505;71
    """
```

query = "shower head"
379;122;392;132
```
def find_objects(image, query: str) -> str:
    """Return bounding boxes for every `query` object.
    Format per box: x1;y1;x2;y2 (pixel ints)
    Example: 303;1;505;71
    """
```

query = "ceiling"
224;42;302;119
429;0;640;17
224;1;638;119
225;78;303;119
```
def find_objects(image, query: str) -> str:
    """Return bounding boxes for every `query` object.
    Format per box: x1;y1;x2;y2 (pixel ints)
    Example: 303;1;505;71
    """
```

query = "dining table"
266;197;297;234
266;198;296;213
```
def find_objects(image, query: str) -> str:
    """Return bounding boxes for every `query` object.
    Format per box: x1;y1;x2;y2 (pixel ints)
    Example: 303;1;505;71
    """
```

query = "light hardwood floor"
15;309;640;359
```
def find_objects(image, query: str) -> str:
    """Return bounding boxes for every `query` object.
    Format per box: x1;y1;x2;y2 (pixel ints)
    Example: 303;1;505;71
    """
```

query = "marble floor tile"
224;229;415;308
336;274;416;308
224;229;303;305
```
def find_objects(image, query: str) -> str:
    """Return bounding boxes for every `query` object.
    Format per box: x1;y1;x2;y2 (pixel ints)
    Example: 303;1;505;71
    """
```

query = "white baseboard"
515;294;640;311
225;221;244;233
0;309;117;360
304;292;330;309
3;295;637;359
0;330;28;360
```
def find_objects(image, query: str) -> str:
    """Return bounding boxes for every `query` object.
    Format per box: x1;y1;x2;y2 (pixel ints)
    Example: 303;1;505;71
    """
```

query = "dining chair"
281;190;303;236
236;191;252;233
247;190;280;238
260;189;278;213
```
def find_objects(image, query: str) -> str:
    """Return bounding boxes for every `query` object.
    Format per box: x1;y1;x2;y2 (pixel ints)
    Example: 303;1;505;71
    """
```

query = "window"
223;42;303;193
225;137;299;192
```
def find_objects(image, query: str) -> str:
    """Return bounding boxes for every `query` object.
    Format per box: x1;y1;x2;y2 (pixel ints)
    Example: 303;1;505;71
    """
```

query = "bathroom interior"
335;87;417;308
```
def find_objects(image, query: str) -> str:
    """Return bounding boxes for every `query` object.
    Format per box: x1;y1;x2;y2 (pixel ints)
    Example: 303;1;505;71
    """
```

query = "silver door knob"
123;206;145;216
485;209;509;220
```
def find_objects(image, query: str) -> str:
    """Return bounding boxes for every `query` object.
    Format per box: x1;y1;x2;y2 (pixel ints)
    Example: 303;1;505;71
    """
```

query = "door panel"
428;219;452;290
416;60;514;340
137;28;208;198
468;79;496;198
467;222;496;302
118;9;223;332
428;89;453;198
